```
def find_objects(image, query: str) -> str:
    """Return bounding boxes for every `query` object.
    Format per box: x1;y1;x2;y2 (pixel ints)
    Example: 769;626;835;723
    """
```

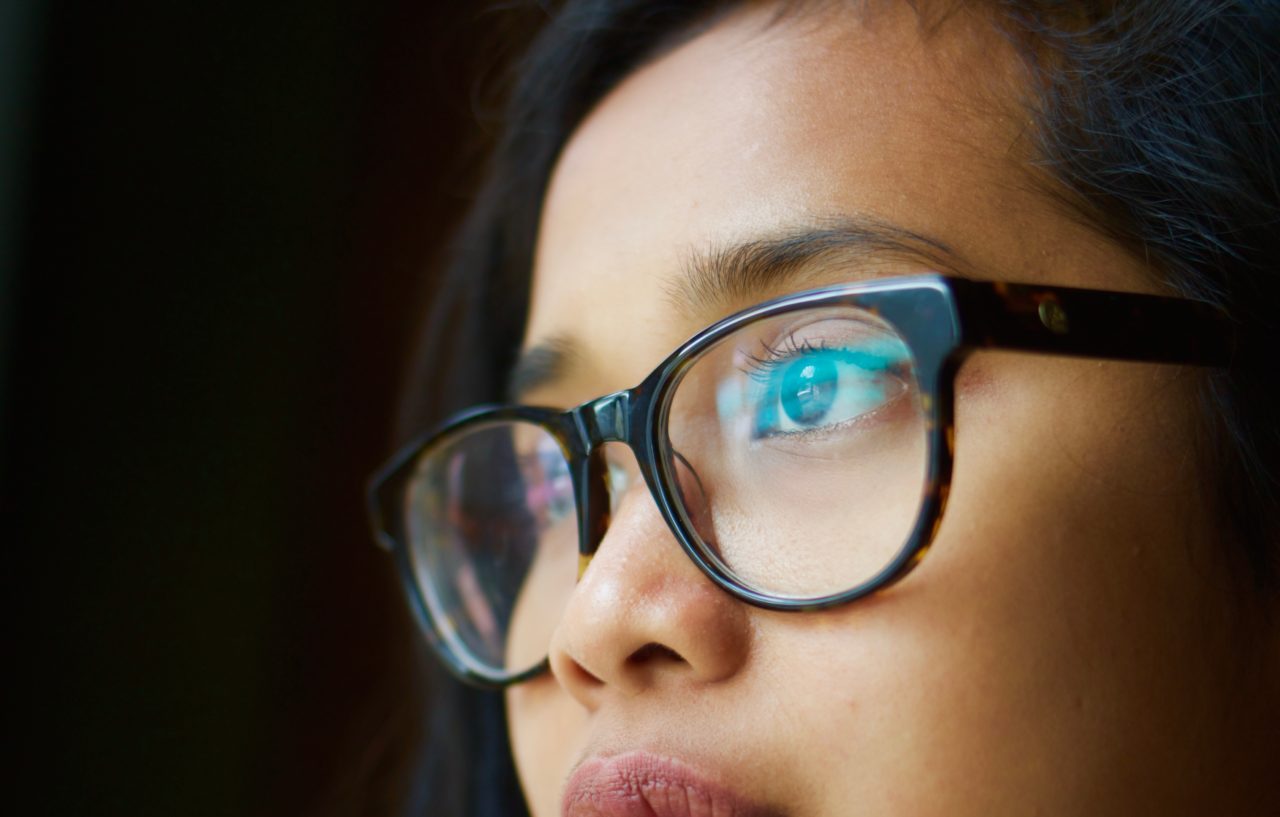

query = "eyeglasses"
367;274;1232;688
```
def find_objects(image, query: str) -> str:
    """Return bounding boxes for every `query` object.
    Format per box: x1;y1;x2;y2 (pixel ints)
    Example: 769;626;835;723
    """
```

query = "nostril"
627;642;685;667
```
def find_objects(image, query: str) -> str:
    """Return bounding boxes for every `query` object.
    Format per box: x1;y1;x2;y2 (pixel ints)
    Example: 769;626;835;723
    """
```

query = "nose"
548;443;752;709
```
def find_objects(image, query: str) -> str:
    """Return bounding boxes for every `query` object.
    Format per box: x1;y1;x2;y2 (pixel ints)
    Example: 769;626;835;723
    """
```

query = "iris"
780;355;838;425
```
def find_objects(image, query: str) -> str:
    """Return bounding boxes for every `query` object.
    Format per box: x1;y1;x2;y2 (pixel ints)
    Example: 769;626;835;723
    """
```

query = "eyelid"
765;312;898;344
738;316;909;374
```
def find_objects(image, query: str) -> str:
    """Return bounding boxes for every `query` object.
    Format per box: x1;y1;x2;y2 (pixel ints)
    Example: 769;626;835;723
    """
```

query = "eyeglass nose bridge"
573;389;632;447
567;389;640;576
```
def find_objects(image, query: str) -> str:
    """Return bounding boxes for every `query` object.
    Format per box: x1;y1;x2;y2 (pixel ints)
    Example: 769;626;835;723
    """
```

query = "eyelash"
740;336;829;381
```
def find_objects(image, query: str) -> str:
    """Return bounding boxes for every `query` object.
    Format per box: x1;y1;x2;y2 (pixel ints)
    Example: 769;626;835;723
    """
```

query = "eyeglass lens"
404;419;577;677
664;304;929;599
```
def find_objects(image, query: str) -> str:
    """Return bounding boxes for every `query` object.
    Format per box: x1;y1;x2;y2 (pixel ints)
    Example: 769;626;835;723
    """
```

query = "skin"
504;2;1280;815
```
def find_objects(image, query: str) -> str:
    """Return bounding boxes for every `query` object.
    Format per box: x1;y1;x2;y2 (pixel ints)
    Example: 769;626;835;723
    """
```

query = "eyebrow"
505;334;578;404
506;216;968;402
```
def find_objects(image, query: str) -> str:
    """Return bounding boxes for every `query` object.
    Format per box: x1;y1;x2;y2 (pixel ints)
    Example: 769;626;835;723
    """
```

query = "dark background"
4;2;539;814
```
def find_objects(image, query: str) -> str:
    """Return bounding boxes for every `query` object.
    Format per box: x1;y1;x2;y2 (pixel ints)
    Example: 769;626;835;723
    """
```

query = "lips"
562;751;774;817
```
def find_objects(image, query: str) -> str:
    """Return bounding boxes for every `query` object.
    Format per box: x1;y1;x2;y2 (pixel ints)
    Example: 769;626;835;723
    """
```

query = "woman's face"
505;3;1276;816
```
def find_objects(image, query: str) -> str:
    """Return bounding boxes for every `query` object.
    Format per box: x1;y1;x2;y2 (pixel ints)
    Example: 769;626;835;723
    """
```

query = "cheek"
947;355;1215;599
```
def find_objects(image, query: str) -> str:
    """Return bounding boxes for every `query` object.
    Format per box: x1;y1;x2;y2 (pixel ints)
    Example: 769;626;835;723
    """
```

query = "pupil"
781;355;837;425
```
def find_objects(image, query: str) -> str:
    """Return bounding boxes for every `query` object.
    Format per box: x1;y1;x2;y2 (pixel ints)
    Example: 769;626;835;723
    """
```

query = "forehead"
524;1;1133;396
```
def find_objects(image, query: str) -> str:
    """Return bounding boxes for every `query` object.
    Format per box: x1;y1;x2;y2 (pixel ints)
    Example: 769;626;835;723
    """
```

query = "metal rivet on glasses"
1038;300;1070;334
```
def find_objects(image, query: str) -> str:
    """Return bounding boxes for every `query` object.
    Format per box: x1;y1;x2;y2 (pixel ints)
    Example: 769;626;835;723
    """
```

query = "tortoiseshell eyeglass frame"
367;274;1233;688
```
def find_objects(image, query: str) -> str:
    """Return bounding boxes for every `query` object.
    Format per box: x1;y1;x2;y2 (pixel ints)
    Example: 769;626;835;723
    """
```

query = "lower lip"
562;751;771;817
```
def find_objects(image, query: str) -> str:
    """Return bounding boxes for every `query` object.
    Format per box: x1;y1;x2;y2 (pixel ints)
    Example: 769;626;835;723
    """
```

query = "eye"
744;332;913;439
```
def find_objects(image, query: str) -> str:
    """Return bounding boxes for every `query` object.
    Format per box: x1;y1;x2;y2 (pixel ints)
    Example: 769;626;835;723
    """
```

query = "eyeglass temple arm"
951;280;1234;367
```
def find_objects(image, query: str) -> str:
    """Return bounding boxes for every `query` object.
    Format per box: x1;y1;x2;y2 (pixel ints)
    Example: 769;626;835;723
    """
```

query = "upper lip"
562;750;778;817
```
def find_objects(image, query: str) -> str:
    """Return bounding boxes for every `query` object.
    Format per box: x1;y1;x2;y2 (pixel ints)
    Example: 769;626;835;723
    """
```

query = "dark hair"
395;2;1280;814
